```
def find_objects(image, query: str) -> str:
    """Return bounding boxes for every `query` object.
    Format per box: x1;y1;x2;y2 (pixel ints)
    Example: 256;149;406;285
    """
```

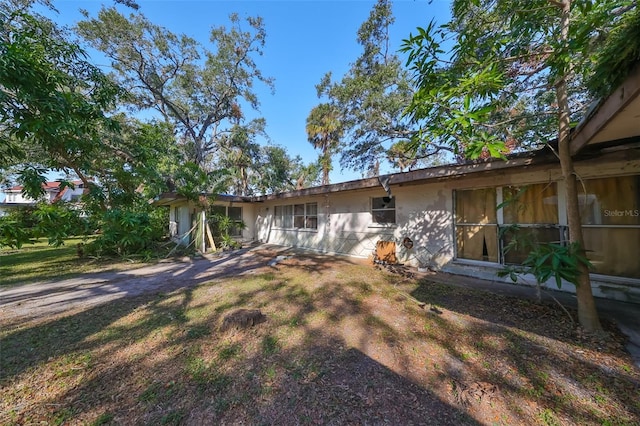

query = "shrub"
85;209;166;258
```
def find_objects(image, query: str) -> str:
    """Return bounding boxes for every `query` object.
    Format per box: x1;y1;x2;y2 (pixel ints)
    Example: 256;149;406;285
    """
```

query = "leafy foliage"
209;212;246;250
587;6;640;98
317;0;418;174
306;103;343;185
0;1;122;199
0;217;31;249
216;122;264;196
254;145;321;194
32;203;86;247
499;241;592;289
85;208;166;258
0;203;85;249
76;7;273;173
401;0;634;160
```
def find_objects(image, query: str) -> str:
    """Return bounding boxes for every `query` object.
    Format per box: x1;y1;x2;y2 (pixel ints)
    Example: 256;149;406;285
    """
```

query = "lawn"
0;237;154;287
1;249;639;425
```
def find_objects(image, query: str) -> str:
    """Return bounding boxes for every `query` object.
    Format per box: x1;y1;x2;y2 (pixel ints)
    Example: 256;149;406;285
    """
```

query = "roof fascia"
571;63;640;155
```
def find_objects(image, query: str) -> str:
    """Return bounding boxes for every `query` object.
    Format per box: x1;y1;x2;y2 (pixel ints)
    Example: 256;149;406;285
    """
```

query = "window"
275;202;317;229
455;188;498;262
453;176;640;279
227;206;243;237
274;205;293;228
578;175;640;278
371;196;396;224
210;205;244;238
500;183;560;265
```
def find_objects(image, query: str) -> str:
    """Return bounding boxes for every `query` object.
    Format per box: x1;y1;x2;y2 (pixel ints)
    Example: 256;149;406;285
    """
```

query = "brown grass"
1;253;639;425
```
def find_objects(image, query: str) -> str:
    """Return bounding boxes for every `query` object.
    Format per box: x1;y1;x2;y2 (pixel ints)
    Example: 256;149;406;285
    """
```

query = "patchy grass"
0;253;639;425
0;237;150;287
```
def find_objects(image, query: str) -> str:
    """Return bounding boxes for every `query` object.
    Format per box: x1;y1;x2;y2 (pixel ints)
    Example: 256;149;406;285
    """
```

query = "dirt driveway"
0;245;284;324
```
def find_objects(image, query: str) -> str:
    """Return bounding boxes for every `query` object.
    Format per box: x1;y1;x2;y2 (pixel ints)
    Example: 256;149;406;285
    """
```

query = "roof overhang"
150;192;256;207
571;63;640;155
254;150;559;201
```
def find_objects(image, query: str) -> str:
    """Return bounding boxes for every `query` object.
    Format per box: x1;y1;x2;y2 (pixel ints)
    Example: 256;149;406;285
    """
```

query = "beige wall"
169;200;257;245
255;184;455;267
256;155;640;265
253;155;640;302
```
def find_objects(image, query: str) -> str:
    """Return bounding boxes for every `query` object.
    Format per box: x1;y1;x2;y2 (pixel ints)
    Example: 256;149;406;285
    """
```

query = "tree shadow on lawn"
406;276;627;346
2;255;639;425
404;276;640;423
0;272;479;425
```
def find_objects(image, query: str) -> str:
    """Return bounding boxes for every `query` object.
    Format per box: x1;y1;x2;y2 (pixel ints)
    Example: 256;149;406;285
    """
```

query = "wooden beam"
571;64;640;155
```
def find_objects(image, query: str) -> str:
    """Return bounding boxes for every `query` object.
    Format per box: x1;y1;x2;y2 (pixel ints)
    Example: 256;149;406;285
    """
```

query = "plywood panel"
375;240;397;264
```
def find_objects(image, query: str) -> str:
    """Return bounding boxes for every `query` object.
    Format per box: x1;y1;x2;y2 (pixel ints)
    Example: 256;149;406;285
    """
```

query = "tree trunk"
556;0;603;334
321;148;330;186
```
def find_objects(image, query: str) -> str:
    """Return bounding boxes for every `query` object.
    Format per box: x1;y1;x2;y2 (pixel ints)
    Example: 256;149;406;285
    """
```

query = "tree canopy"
401;0;637;333
401;0;634;160
306;103;342;185
317;0;423;175
76;7;274;174
1;0;122;199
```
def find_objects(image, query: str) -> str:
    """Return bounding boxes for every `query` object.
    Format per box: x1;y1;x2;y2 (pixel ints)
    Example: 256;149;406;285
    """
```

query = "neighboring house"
0;180;86;216
152;65;640;303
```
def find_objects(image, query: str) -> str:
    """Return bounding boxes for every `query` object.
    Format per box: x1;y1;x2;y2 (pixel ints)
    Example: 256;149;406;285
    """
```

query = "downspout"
378;175;392;198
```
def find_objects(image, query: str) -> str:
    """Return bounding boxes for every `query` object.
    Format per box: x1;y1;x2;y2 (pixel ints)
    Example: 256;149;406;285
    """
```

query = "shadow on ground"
1;250;639;425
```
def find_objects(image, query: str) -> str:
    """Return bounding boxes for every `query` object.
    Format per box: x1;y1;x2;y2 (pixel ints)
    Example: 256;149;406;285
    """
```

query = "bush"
85;209;166;258
0;203;85;248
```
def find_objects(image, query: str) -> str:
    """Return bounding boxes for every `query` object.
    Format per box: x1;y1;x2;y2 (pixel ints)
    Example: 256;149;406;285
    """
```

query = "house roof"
571;63;640;155
152;136;640;206
152;193;255;207
3;180;84;193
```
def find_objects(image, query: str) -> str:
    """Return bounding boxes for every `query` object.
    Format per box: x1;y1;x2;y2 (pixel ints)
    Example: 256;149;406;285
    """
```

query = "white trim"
590;273;640;288
367;223;398;229
452;258;502;268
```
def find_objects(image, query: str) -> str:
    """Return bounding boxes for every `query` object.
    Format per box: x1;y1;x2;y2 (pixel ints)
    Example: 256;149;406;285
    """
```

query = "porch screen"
501;183;560;264
579;175;640;278
455;188;498;262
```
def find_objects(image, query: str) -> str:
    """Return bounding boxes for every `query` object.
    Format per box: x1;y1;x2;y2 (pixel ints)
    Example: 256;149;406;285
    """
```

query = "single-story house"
152;65;640;303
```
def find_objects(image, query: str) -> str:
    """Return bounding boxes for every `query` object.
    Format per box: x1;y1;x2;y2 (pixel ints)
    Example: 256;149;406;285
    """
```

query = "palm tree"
306;104;343;185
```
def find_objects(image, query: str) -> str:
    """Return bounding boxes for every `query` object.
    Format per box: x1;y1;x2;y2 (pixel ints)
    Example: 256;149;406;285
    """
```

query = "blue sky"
48;0;452;183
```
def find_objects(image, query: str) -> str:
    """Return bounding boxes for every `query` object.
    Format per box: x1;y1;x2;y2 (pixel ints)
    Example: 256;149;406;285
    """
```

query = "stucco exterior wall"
254;184;456;266
255;154;640;266
168;200;257;245
252;154;640;303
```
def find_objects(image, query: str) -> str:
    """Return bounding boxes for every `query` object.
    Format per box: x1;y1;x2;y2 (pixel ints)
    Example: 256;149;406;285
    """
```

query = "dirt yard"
1;247;639;425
